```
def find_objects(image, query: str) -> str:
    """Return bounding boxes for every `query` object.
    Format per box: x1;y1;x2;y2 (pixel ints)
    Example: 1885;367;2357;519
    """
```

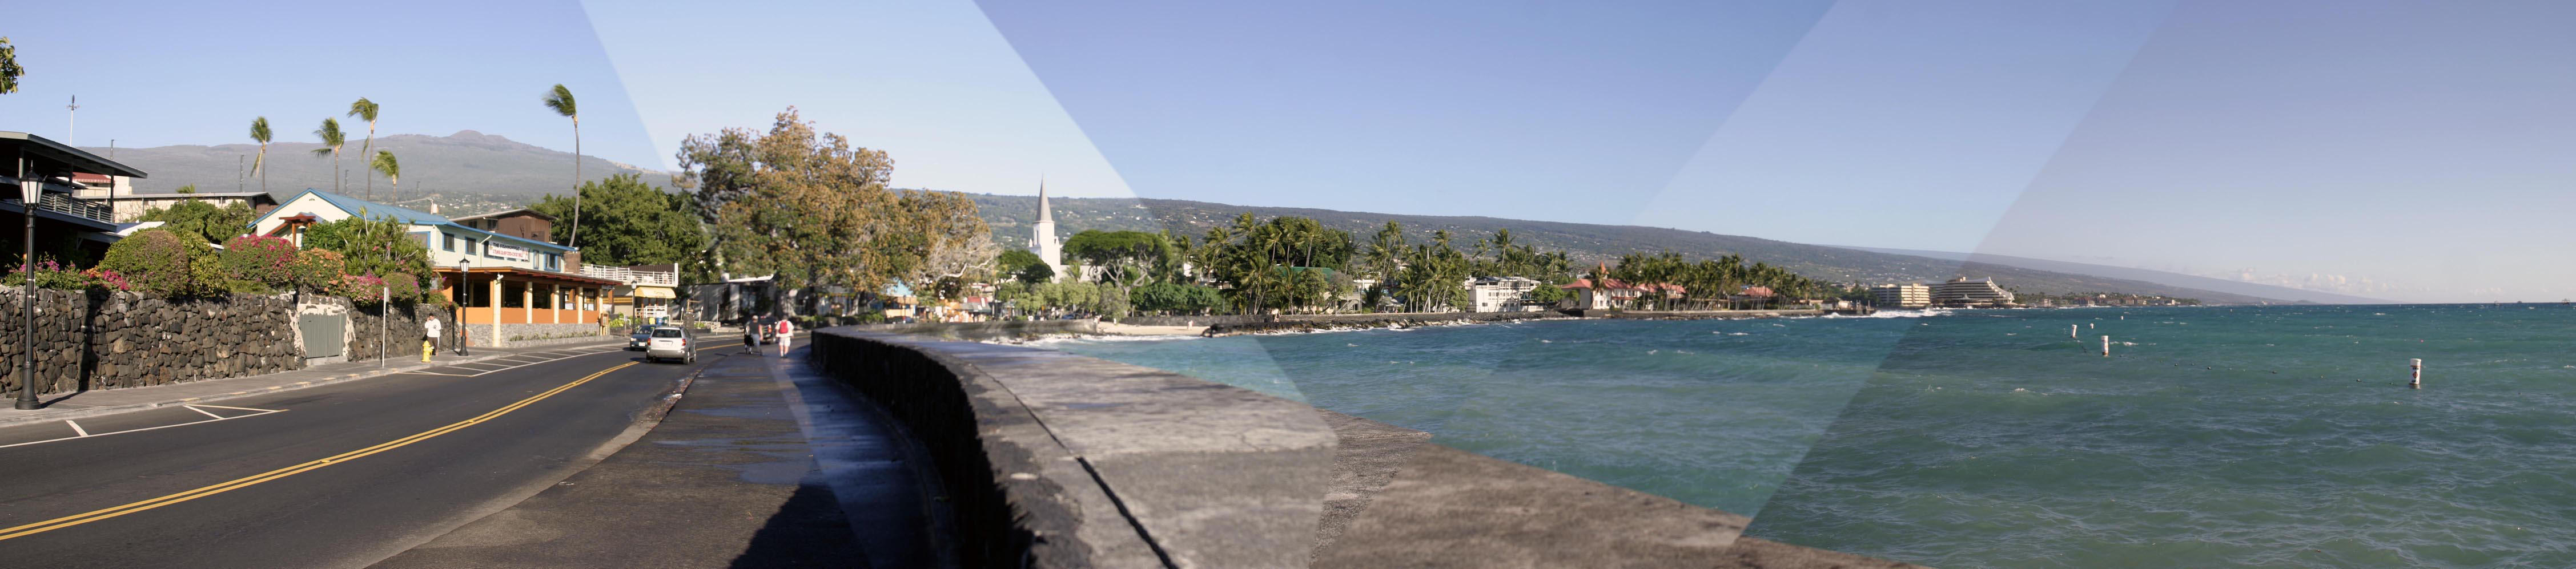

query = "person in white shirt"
422;316;442;362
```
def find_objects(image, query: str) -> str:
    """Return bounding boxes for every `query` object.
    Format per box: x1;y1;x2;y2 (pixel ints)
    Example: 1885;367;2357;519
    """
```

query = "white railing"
580;265;679;286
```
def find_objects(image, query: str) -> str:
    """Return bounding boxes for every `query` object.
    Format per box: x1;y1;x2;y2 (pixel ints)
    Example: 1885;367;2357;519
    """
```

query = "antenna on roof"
66;95;78;145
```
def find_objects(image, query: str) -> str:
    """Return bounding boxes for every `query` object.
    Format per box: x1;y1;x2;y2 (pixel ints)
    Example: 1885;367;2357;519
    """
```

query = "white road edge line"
187;403;287;413
64;420;88;437
2;409;288;450
183;405;227;419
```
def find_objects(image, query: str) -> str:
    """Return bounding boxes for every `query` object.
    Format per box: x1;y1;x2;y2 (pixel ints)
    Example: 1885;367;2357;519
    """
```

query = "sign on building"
487;242;531;262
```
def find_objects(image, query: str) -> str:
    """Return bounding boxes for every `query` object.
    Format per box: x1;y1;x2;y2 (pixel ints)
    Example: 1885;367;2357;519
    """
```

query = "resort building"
3;131;140;261
1731;285;1779;307
1931;277;2015;307
1871;283;1932;308
250;189;621;346
1465;276;1546;312
588;263;682;322
65;173;280;223
1558;277;1682;310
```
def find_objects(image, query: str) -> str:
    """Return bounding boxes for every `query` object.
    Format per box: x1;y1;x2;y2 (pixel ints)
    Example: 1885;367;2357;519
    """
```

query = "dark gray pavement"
0;341;732;568
375;340;948;568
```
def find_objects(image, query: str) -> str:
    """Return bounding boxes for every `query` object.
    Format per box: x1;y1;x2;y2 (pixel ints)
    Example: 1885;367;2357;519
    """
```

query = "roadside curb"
0;341;622;429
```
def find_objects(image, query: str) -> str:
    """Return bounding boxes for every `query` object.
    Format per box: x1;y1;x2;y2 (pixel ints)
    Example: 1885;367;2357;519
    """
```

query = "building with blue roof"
248;189;622;347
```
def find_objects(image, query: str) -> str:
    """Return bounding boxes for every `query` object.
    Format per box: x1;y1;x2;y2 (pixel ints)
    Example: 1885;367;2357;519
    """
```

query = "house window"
442;232;456;252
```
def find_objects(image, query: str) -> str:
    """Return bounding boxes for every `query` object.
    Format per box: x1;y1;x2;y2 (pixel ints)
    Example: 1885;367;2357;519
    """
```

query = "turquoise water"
1043;304;2576;567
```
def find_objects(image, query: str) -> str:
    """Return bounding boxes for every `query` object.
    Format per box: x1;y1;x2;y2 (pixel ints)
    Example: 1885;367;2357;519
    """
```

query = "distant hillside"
1834;246;2394;305
971;193;2309;305
79;131;669;215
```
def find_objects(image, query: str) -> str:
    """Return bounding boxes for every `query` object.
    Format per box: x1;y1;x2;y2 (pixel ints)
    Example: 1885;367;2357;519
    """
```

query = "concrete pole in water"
2101;336;2111;357
2071;324;2078;338
2410;358;2421;389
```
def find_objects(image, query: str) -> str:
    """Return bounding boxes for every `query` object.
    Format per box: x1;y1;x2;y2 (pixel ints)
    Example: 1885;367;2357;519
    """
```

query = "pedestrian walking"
744;317;761;354
775;317;794;357
421;316;441;362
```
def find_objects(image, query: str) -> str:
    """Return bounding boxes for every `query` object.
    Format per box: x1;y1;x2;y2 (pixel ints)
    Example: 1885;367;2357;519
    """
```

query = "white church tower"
1031;181;1063;282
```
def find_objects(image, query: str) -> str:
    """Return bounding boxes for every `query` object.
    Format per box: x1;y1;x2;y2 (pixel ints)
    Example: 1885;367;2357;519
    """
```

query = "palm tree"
312;118;346;192
249;117;272;193
369;151;400;202
542;84;581;247
348;98;380;198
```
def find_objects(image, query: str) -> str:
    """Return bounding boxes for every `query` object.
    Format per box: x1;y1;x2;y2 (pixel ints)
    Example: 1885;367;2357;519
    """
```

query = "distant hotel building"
1931;277;2014;307
1466;276;1545;312
1871;283;1932;308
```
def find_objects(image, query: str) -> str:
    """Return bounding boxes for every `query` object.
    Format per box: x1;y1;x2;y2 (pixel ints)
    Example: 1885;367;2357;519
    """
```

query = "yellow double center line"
0;361;640;541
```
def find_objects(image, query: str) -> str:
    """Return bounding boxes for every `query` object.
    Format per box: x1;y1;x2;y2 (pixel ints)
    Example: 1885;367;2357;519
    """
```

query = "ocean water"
1041;304;2576;567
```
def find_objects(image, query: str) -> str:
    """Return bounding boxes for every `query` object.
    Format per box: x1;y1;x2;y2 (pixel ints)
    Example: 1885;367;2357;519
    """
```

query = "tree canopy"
532;173;706;267
137;199;257;245
674;107;991;313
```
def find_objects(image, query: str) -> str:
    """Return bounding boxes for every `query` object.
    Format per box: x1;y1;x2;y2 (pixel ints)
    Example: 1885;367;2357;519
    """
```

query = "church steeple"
1036;179;1054;224
1031;179;1063;281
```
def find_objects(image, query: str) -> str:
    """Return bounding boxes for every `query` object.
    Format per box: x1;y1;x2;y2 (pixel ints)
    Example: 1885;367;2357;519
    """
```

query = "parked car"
627;330;652;350
642;326;695;364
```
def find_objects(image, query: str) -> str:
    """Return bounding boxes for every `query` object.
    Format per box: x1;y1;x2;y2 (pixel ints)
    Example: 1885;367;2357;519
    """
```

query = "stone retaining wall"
1;289;302;398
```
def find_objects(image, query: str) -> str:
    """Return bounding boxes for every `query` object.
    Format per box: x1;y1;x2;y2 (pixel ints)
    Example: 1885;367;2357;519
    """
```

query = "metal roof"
0;131;151;178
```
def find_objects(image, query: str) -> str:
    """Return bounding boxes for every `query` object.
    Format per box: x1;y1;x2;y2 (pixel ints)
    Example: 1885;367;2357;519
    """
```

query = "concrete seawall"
807;326;1919;568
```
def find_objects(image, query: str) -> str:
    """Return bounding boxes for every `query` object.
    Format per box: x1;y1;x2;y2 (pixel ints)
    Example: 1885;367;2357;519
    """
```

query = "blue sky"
0;0;659;168
13;1;2574;301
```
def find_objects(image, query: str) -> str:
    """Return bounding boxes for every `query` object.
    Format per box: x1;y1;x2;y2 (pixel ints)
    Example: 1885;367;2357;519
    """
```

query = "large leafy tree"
542;84;582;247
995;249;1054;284
674;107;990;316
136;199;256;244
302;213;435;297
532;173;706;267
1062;229;1176;288
0;36;23;95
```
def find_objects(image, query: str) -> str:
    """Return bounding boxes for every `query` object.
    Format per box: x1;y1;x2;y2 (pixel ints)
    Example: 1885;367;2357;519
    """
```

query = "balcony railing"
580;265;680;286
9;192;114;224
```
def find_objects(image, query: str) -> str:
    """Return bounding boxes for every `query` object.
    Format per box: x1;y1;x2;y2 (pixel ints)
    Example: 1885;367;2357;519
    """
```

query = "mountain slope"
972;193;2317;305
1833;247;2393;305
79;131;668;213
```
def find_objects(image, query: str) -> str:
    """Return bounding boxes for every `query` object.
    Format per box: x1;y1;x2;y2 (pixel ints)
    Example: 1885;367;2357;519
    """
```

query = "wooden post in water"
2410;358;2421;389
2071;324;2077;338
2101;336;2111;357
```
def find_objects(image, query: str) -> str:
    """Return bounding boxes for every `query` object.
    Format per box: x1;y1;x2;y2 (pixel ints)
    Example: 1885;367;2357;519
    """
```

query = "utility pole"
65;96;77;146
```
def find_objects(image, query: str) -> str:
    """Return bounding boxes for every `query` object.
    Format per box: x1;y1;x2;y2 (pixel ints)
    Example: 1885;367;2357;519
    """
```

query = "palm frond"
542;84;577;118
250;116;271;142
370;150;400;184
348;98;379;122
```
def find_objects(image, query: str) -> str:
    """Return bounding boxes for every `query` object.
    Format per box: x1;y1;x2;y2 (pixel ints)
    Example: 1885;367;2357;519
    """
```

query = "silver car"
642;326;696;364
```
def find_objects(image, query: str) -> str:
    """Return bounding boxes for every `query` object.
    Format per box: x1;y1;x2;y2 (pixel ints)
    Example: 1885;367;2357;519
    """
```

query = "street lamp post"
456;259;469;356
17;159;42;410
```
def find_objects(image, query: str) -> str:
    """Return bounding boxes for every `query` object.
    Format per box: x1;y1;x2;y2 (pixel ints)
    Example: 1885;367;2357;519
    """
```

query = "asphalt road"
0;341;737;568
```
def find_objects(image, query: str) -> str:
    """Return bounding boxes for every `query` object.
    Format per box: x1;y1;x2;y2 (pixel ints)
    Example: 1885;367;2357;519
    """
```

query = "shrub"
1;257;93;290
336;273;388;304
381;272;423;303
219;235;298;291
289;249;346;292
99;229;209;295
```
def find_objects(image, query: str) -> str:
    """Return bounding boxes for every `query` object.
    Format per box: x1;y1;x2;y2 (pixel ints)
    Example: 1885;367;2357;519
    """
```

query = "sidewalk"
0;340;621;429
376;342;946;568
